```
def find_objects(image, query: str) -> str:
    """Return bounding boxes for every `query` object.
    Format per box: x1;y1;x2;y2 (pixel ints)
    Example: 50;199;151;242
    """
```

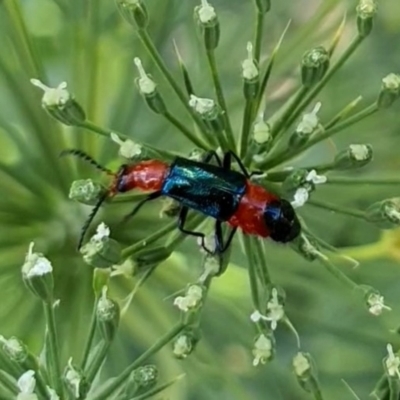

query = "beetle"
61;149;301;252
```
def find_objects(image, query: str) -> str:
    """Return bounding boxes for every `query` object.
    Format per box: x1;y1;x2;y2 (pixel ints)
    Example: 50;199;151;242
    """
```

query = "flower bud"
356;0;378;38
362;286;391;316
111;132;143;160
198;253;221;282
290;103;322;148
189;95;224;133
46;387;59;400
22;243;54;303
366;198;400;229
134;58;167;115
96;287;120;342
17;370;38;400
250;287;286;330
132;365;158;389
64;358;89;399
188;148;205;162
293;234;320;262
252;119;271;146
115;0;148;29
0;336;37;369
30;80;86;126
69;179;104;206
384;344;400;380
293;352;321;395
255;0;271;13
80;223;122;269
242;42;259;100
378;73;400;109
282;169;326;208
172;328;201;359
252;333;275;366
174;285;204;313
301;46;329;87
333;144;373;170
194;0;220;50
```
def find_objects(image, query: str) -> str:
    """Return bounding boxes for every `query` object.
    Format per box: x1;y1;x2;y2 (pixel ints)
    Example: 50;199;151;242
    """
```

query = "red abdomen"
227;181;278;237
123;160;169;191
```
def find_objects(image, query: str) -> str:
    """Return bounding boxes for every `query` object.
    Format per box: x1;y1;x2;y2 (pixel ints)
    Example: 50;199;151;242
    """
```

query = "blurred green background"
1;0;400;399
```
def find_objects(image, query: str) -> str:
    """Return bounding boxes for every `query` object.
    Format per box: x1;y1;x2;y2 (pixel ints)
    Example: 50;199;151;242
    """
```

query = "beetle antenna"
60;149;113;175
78;191;109;250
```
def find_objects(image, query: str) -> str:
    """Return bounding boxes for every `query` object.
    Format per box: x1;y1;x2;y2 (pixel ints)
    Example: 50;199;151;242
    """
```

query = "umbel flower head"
0;0;399;399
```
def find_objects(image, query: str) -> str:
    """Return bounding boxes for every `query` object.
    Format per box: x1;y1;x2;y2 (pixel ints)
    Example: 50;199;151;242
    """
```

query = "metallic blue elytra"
161;157;247;221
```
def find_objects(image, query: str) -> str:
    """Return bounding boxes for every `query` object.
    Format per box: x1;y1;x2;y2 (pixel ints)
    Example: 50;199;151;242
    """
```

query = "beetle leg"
223;151;264;178
202;150;222;166
122;191;162;223
215;221;237;254
222;151;250;177
178;207;214;254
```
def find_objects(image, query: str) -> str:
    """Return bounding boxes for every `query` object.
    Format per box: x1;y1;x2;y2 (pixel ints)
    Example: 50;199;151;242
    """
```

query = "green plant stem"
86;0;101;121
270;86;309;142
86;340;111;385
316;255;360;292
242;235;260;309
260;102;378;169
122;220;178;258
254;238;271;287
90;323;185;400
371;375;389;400
0;349;22;379
80;298;99;370
4;0;45;79
309;377;325;400
283;35;366;131
163;111;211;150
130;374;185;400
389;382;400;400
307;199;367;220
239;100;255;157
254;10;264;63
0;370;17;396
111;192;149;203
136;29;210;138
324;96;363;130
205;49;236;150
43;301;63;397
78;120;178;160
255;20;291;113
327;176;400;185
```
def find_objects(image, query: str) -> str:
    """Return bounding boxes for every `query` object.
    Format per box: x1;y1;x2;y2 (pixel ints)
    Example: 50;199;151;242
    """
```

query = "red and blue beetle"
62;149;301;252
